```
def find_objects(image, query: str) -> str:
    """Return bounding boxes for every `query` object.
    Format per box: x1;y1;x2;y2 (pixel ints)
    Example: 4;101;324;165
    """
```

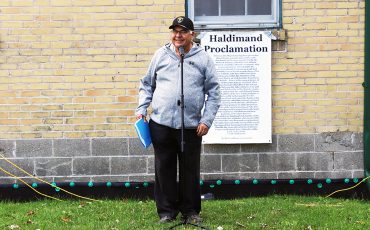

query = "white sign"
202;31;272;144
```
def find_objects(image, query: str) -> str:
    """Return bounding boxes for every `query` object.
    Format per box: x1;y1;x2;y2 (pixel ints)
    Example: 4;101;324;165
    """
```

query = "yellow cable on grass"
326;175;370;198
0;154;100;202
0;166;62;201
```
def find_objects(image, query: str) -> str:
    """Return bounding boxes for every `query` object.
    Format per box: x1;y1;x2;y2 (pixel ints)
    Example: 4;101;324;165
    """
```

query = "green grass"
0;195;369;229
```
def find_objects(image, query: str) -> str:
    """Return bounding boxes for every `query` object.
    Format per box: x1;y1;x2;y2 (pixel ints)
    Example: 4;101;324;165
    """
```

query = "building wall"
0;0;365;183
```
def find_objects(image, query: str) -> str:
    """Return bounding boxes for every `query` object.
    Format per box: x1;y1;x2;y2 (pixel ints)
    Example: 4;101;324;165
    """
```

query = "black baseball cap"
169;16;194;31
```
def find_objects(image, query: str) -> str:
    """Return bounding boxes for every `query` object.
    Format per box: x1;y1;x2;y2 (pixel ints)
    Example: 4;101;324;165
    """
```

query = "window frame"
187;0;281;29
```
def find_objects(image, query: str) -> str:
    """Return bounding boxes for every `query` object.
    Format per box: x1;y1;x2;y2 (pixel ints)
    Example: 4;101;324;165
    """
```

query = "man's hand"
136;114;146;122
196;123;209;137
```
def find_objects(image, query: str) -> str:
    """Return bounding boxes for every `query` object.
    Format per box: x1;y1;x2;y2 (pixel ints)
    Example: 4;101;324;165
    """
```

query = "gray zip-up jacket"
136;43;221;129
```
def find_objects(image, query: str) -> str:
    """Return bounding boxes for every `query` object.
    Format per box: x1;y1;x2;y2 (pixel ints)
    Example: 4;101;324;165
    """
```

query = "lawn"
0;195;369;230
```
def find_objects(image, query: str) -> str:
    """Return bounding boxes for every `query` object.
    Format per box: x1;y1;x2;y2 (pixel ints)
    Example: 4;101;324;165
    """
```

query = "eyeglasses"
171;29;190;35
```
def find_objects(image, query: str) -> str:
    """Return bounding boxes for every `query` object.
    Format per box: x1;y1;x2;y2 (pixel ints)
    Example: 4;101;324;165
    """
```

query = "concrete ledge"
0;132;365;183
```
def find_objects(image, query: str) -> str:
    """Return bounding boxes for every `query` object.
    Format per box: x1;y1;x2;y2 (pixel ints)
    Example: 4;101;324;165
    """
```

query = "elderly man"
136;16;221;224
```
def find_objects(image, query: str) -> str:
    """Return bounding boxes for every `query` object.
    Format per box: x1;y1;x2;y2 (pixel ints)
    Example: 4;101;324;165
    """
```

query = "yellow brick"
137;0;154;5
95;97;115;103
337;71;358;78
346;77;363;84
296;86;315;92
96;124;115;130
273;72;297;79
84;76;107;83
308;65;329;71
349;9;364;16
52;111;73;117
305;9;325;16
20;119;42;125
66;118;105;124
22;133;42;139
86;132;106;137
31;112;50;118
320;58;338;64
273;127;295;134
0;1;11;6
316;85;337;92
337;2;359;9
42;132;63;138
50;83;71;90
304;23;326;30
337;30;359;37
326;78;347;84
285;107;305;113
74;111;94;117
316;31;337;37
305;78;325;85
306;120;326;127
317;71;336;78
95;0;115;6
317;113;337;119
296;58;316;65
316;100;336;106
65;132;86;138
327;120;347;126
285;120;306;127
326;9;348;16
326;106;347;113
106;131;129;137
51;125;74;131
116;0;136;5
273;100;294;107
316;16;337;23
74;125;94;131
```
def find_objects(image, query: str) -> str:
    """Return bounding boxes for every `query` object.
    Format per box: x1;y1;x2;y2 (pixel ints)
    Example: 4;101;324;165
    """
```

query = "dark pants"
149;120;202;219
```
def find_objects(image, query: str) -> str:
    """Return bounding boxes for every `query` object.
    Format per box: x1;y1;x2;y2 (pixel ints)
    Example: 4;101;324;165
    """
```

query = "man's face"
171;26;194;49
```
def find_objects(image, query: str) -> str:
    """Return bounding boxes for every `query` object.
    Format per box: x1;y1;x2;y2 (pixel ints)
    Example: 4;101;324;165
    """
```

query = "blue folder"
134;118;152;148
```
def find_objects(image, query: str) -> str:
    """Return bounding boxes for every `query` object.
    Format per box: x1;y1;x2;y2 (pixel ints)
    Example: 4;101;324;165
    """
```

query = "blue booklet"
134;118;152;148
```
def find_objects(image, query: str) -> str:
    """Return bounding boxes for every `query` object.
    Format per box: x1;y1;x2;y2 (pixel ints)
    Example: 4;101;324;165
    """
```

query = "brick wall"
0;0;183;139
274;0;364;134
0;0;365;183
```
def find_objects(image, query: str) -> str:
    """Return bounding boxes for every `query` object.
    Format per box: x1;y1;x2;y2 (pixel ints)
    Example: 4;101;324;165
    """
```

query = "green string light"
51;182;60;192
5;178;361;192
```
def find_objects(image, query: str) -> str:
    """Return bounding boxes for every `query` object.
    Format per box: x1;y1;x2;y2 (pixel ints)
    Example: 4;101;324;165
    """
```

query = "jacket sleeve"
199;55;221;128
135;51;160;116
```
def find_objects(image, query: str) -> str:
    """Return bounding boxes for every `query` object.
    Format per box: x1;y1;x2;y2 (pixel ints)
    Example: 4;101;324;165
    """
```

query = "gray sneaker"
158;216;175;223
184;214;202;224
